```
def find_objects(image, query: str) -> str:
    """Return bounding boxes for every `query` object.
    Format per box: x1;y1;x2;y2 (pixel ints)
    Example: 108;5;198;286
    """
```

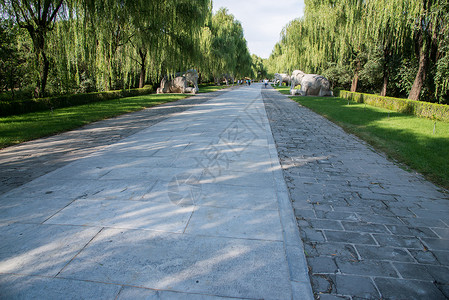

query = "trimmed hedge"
0;86;153;117
340;91;449;122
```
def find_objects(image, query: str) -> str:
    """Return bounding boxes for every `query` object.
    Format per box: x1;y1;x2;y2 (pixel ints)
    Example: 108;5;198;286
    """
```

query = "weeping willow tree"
434;1;449;103
120;0;211;88
1;0;65;97
145;0;211;82
71;0;210;91
1;0;255;97
0;0;212;96
266;18;306;76
201;8;253;82
407;0;448;101
296;0;366;90
361;0;448;101
266;42;284;76
251;54;267;80
267;0;367;90
268;0;449;102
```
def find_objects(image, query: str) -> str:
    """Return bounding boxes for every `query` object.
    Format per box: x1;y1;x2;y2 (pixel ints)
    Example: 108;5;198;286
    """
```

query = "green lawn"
274;86;449;190
0;93;188;149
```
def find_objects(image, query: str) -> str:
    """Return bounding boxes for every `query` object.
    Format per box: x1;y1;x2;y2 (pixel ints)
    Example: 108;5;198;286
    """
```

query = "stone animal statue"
181;69;199;92
274;73;291;86
157;69;199;94
290;70;333;96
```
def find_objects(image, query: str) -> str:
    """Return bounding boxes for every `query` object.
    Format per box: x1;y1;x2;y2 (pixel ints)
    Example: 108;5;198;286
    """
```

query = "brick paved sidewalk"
262;87;449;299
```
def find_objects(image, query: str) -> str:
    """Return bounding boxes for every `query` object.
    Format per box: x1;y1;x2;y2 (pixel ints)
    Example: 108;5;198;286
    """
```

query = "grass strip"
274;86;449;190
0;93;187;149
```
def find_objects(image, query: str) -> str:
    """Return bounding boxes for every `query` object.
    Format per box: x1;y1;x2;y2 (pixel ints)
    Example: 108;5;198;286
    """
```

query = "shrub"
339;91;449;122
0;86;153;117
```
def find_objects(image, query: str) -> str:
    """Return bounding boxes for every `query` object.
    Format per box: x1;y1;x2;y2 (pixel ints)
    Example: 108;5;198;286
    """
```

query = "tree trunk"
350;60;361;92
408;55;426;101
33;50;49;98
380;60;389;97
138;49;147;88
30;30;49;98
408;30;427;101
139;66;146;89
380;46;390;97
380;74;388;97
40;51;49;98
19;0;63;98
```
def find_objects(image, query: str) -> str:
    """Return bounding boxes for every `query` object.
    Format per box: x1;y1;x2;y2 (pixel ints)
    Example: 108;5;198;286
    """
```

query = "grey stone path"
0;85;313;299
262;87;449;299
0;90;232;196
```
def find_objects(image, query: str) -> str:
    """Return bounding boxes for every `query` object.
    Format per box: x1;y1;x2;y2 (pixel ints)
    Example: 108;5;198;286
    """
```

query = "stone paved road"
262;87;449;299
0;90;230;196
0;85;313;299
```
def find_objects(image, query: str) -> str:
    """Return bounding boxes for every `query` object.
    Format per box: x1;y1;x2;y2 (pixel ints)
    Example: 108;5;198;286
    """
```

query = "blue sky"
212;0;305;59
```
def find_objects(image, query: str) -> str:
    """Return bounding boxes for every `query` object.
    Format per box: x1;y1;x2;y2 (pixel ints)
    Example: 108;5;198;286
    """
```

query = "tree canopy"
267;0;449;103
0;1;254;99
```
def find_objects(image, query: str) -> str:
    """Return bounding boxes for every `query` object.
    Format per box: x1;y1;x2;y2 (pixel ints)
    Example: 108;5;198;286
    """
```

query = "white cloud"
212;0;305;59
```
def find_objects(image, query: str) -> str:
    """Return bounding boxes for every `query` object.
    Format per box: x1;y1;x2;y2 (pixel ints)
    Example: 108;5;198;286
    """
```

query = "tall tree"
2;0;65;97
203;8;252;82
408;0;447;100
365;0;419;96
251;54;267;80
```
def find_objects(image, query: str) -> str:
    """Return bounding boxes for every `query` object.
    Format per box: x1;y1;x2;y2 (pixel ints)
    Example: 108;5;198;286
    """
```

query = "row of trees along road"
0;1;256;99
266;0;449;104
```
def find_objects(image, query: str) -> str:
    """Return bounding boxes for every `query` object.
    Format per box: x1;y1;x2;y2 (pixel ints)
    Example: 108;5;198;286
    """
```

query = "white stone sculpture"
157;69;199;94
274;73;291;86
290;70;333;96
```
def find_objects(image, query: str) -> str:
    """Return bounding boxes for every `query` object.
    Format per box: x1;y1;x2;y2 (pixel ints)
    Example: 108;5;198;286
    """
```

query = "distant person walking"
264;79;268;88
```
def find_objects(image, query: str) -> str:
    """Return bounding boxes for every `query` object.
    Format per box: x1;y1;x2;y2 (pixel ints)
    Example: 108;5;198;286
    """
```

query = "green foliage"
0;20;30;96
0;1;254;100
251;55;268;80
268;0;449;103
392;58;418;97
322;62;353;90
340;91;449;122
200;8;253;82
434;1;449;104
0;0;213;97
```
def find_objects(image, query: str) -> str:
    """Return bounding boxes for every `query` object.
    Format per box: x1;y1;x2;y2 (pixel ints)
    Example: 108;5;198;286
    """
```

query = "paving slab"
0;274;122;300
44;199;195;232
185;205;283;240
59;228;291;299
0;223;101;276
0;84;313;299
116;286;242;299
